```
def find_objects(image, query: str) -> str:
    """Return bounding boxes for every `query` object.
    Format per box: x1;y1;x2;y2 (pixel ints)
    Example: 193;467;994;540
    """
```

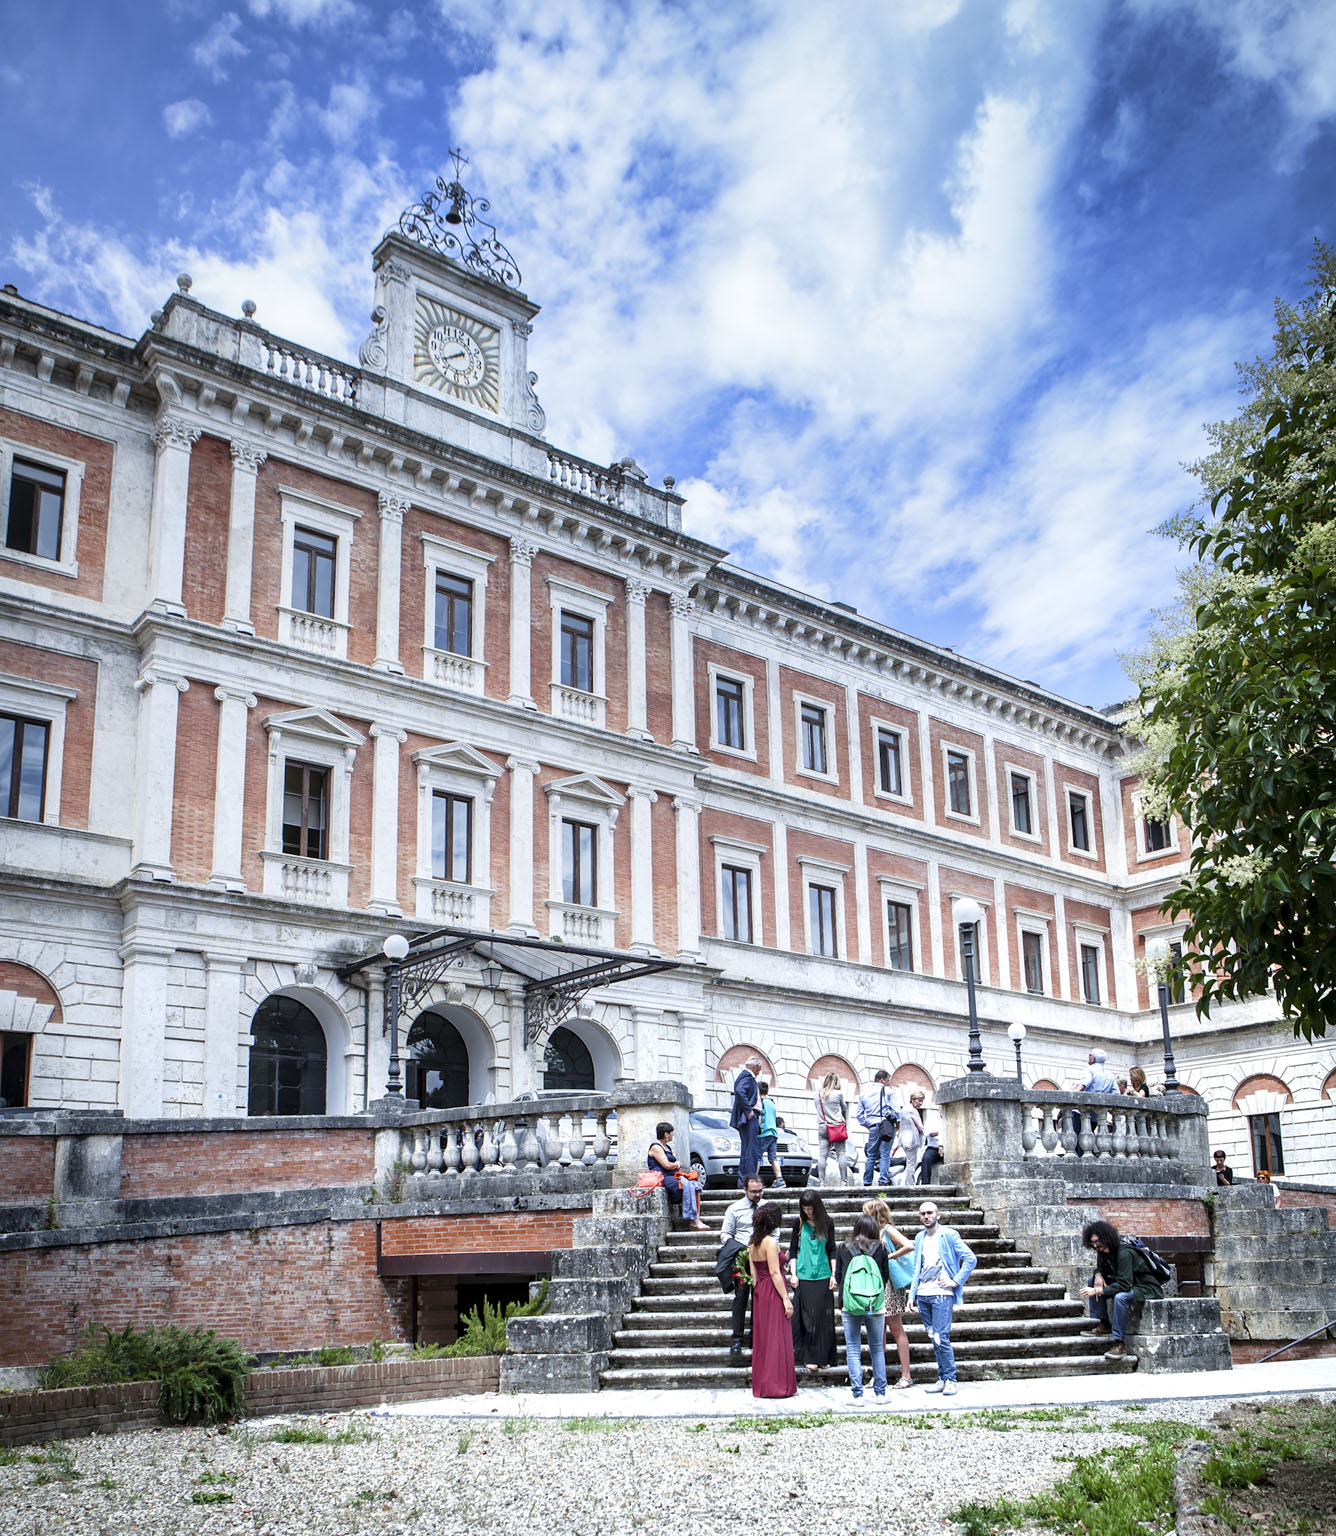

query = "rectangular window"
958;922;982;983
886;901;914;971
809;884;838;957
0;714;49;821
1249;1111;1284;1177
716;676;746;751
721;864;753;943
800;702;828;775
1022;931;1045;994
1144;816;1172;853
281;761;329;859
292;526;337;618
560;611;595;692
1168;940;1186;1004
431;791;473;883
562;818;597;906
434;571;474;657
1010;772;1033;835
947;750;972;816
877;729;904;796
1069;791;1091;851
5;460;65;562
1080;942;1102;1004
0;1029;31;1108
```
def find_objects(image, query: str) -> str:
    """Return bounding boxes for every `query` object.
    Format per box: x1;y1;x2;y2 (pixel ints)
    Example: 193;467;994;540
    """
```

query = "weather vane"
393;149;522;289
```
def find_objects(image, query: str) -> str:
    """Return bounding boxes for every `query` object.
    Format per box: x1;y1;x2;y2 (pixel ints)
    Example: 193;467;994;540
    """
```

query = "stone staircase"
601;1183;1138;1388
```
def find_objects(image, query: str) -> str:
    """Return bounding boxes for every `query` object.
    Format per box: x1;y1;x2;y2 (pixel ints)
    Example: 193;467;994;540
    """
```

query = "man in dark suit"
730;1057;762;1187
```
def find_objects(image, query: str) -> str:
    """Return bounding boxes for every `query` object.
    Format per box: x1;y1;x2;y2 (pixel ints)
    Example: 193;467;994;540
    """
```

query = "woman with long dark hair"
786;1189;839;1372
748;1201;797;1398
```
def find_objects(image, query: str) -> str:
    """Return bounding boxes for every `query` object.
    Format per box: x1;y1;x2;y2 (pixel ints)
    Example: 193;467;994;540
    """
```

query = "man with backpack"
835;1213;891;1402
1080;1219;1168;1360
906;1198;977;1396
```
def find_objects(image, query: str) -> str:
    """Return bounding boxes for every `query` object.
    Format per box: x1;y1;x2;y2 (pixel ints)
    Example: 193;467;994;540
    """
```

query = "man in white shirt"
720;1175;765;1356
1076;1049;1118;1093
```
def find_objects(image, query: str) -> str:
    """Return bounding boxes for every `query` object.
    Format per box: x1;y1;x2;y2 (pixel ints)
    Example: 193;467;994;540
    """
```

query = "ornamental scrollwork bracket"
392;148;522;290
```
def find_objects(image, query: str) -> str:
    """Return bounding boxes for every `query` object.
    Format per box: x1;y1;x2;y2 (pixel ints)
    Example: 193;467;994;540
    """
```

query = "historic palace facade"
1;186;1333;1179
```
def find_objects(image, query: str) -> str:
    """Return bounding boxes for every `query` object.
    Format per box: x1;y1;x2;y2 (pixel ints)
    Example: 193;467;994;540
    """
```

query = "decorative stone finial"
176;273;193;293
663;476;676;491
241;299;256;318
151;309;164;326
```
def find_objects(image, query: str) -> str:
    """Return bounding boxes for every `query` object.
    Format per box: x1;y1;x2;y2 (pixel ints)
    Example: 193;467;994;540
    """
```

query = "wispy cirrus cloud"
162;98;212;139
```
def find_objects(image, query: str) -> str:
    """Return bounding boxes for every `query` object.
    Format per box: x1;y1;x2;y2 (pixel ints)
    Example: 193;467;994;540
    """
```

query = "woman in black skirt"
786;1189;839;1372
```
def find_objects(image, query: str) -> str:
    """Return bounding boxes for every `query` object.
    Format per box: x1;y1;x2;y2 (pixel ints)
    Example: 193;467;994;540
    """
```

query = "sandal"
893;1377;912;1389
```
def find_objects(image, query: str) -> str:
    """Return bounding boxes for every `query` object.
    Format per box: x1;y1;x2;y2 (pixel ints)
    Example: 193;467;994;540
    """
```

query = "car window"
692;1112;730;1128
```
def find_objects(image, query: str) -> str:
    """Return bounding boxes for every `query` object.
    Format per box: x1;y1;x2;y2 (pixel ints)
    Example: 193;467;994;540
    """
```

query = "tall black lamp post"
953;896;987;1073
1147;938;1181;1094
382;932;410;1100
1007;1020;1026;1084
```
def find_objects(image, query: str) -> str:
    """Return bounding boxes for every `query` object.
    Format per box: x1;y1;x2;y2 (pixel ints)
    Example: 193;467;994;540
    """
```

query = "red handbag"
827;1121;849;1143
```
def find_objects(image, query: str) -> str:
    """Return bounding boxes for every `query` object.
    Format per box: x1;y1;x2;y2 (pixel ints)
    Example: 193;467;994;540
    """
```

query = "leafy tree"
1125;243;1336;1040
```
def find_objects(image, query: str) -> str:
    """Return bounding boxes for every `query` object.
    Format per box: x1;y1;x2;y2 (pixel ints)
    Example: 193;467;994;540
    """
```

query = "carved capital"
369;722;408;743
671;795;702;816
511;318;534;339
377;259;413;287
377;489;411;523
627;784;659;804
509;535;538;567
624;575;650;606
505;756;541;776
136;669;190;695
213;685;258;709
669;593;695;619
229;439;267;473
154;415;200;453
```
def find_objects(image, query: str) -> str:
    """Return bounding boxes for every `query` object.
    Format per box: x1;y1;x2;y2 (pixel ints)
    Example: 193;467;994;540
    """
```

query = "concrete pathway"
376;1355;1336;1422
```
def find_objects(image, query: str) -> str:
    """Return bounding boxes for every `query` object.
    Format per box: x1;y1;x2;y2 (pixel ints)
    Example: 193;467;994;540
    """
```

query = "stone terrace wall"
118;1126;376;1199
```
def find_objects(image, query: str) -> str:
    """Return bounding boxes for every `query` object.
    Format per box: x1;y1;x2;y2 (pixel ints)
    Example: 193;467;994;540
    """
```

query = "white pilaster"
844;681;863;803
146;415;200;615
625;576;651;740
672;794;702;959
222;439;265;633
766;657;784;783
374;491;409;672
508;536;537;708
506;755;540;935
926;859;944;976
669;592;697;752
772;819;791;950
1053;891;1071;1000
118;941;173;1116
632;1005;661;1082
678;1010;708;1104
369;722;407;914
209;686;256;890
202;952;246;1116
853;836;872;964
131;667;189;880
993;875;1011;991
627;784;659;953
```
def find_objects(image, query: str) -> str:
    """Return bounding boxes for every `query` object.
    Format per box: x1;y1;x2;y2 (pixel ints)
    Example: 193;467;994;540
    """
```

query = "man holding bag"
857;1069;899;1187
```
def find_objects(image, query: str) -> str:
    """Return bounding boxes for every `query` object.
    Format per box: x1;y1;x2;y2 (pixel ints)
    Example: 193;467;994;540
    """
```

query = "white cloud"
162;98;212;139
316;79;380;145
248;0;357;23
192;12;247;81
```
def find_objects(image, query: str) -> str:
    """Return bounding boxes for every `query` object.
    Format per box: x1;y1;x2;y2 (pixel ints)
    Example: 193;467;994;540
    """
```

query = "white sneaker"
924;1380;945;1394
942;1381;958;1396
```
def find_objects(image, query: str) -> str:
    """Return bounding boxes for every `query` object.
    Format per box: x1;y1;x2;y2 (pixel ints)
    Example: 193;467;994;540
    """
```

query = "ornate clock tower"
361;154;546;441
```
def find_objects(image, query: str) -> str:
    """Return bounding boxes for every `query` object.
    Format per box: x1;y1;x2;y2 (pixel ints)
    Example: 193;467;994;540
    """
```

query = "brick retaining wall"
0;1357;498;1448
379;1210;589;1256
118;1128;376;1199
1067;1196;1211;1237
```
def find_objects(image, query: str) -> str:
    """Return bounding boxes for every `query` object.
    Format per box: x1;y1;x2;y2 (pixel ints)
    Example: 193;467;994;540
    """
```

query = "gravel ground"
0;1396;1304;1536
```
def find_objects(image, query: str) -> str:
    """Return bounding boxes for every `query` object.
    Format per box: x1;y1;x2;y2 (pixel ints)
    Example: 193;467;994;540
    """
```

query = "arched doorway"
248;995;327;1116
543;1026;596;1091
406;1012;470;1109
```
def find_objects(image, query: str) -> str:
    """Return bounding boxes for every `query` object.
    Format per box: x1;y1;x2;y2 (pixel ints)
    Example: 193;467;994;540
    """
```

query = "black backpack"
1123;1235;1173;1285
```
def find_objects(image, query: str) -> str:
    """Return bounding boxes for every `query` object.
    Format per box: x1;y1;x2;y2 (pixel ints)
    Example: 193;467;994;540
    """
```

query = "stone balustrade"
1020;1094;1185;1164
546;450;625;507
425;648;484;694
550;682;607;727
261;338;360;403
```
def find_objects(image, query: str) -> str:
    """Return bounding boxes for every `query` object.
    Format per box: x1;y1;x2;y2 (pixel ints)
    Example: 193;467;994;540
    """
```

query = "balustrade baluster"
442;1125;461;1176
1040;1105;1060;1154
568;1115;587;1166
479;1118;498;1171
426;1128;443;1176
516;1116;541;1171
592;1111;612;1167
499;1118;518;1170
544;1117;564;1171
410;1129;428;1174
1020;1103;1039;1157
1112;1110;1128;1158
460;1123;479;1174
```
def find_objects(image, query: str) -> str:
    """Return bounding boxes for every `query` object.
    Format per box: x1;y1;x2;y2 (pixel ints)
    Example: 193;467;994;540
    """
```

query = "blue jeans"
916;1292;958;1382
1089;1290;1133;1341
842;1310;887;1396
863;1130;892;1185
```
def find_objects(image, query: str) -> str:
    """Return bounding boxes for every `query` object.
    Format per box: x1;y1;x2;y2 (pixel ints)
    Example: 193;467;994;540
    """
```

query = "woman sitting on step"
648;1122;708;1230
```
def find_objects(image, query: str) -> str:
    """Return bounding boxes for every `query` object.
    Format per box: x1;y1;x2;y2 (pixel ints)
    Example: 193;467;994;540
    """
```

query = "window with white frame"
562;819;598;904
432;791;472;883
278;489;360;660
0;672;76;826
420;534;493;694
1008;769;1038;838
944;746;975;819
800;856;848;958
1021;929;1045;994
1067;789;1093;853
886;900;914;971
282;762;329;859
0;438;85;579
545;773;623;944
262;708;362;905
1144;815;1173;853
875;723;908;799
1079;941;1102;1005
795;695;836;780
547;577;611;727
709;666;755;758
710;833;766;946
412;741;498;924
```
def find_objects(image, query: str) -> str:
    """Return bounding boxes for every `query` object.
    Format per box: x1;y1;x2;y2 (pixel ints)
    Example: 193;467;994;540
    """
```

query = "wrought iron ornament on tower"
393;149;523;290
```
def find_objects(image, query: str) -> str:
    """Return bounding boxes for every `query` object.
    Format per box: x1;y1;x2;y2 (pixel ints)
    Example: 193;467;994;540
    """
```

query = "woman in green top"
786;1189;838;1371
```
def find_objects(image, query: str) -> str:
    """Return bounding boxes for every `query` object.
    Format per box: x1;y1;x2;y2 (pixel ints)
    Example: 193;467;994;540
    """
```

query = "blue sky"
3;1;1334;710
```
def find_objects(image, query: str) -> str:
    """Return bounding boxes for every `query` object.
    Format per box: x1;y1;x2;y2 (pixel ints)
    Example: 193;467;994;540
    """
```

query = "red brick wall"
779;666;848;799
398;510;511;694
651;791;678;954
118;1129;375;1199
1066;898;1117;1009
858;695;923;819
0;406;112;601
0;640;98;828
938;865;1000;984
698;809;774;947
1120;773;1190;874
1274;1188;1336;1219
787;829;857;960
1053;761;1106;872
1003;883;1057;996
0;1136;56;1203
170;682;221;882
182;435;231;626
929;718;990;838
1069;1197;1211;1238
531;552;626;730
0;961;63;1022
644;591;673;743
994;741;1050;857
378;1209;590;1256
693;639;769;775
865;849;929;970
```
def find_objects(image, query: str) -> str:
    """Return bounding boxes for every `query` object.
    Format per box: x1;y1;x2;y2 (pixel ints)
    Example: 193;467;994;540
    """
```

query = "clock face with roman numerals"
413;298;501;412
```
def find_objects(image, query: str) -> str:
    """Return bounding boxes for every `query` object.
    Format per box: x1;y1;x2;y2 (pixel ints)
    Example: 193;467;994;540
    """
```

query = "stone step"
698;1184;960;1203
614;1316;1101;1347
659;1233;1017;1256
639;1265;1054;1295
598;1354;1139;1389
605;1333;1119;1368
632;1278;1070;1309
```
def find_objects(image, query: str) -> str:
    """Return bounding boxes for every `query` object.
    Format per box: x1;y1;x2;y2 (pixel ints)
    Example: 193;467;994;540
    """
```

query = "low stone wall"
0;1358;498;1448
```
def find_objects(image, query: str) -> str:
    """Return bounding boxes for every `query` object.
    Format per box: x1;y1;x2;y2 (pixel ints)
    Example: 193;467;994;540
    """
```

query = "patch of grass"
1202;1441;1273;1490
456;1429;474;1455
354;1488;397;1506
956;1407;1093;1432
0;1448;21;1466
263;1423;372;1446
562;1415;636;1432
97;1474;117;1490
190;1489;234;1505
684;1422;708;1434
1108;1418;1213;1445
502;1415;534;1436
30;1444;80;1486
725;1410;836;1433
39;1323;252;1425
196;1470;238;1484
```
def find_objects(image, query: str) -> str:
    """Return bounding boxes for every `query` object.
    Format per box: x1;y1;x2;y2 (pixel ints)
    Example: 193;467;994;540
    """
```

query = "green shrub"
40;1324;252;1425
410;1279;549;1359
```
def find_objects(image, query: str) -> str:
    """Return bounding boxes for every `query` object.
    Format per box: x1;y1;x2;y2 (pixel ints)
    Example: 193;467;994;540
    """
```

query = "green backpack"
842;1252;885;1316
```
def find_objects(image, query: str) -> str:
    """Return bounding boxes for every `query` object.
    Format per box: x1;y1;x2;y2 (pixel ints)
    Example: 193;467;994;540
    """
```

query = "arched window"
405;1012;470;1109
716;1044;777;1084
248;995;327;1116
543;1026;596;1091
890;1063;934;1099
806;1054;859;1099
1032;1078;1060;1092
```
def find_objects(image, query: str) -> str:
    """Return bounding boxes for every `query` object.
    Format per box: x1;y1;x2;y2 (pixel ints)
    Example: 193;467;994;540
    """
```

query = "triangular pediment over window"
412;741;500;779
543;772;625;808
263;707;365;749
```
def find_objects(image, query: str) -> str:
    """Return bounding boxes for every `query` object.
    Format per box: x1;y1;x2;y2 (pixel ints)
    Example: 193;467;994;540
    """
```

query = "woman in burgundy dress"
747;1201;797;1399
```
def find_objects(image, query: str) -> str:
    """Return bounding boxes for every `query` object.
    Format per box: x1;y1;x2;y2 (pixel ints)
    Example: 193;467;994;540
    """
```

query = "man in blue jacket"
730;1057;762;1187
856;1069;898;1186
906;1198;977;1396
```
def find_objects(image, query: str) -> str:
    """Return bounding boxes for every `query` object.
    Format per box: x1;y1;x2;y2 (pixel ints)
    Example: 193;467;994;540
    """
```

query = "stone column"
678;1010;708;1104
508;536;537;708
374;491;409;673
118;940;173;1116
624;576;651;740
147;415;200;615
627;784;659;953
131;668;189;881
202;952;246;1116
668;593;697;751
506;756;540;935
369;723;406;914
771;819;791;950
672;795;702;960
632;1005;661;1081
222;440;266;633
209;686;256;890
